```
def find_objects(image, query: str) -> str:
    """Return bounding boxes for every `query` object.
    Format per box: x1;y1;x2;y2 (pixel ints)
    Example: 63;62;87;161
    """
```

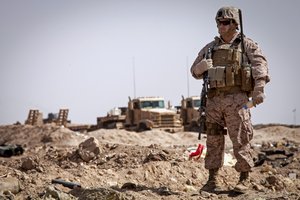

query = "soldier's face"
217;20;237;36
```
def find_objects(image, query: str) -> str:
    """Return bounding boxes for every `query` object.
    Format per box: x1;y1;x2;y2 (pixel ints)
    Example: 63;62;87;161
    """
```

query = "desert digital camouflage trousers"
204;92;254;172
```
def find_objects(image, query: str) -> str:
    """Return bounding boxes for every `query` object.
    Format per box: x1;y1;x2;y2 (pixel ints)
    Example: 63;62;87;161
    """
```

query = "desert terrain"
0;124;300;200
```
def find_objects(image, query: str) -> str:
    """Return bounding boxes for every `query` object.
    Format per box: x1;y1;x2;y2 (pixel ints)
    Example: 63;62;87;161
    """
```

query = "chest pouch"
225;66;234;87
208;66;226;88
241;63;253;92
210;47;243;88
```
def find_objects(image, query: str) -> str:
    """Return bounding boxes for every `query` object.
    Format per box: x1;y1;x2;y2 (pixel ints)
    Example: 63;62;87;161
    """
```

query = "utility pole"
132;57;136;98
186;56;190;97
292;108;297;125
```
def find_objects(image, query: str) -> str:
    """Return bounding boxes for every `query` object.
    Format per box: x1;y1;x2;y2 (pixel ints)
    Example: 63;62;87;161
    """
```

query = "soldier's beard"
219;26;237;41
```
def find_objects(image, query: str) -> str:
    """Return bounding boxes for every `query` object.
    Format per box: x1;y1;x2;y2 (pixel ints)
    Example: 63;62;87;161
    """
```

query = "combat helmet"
215;6;240;26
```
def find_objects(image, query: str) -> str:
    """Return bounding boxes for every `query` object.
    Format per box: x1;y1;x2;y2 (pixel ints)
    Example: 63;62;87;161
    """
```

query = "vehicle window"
194;99;201;108
140;100;165;108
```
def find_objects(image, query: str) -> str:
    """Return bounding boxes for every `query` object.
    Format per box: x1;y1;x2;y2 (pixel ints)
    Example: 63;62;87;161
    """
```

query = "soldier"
190;6;270;193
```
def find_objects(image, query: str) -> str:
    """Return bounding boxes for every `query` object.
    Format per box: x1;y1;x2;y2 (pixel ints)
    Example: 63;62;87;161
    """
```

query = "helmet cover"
215;6;240;26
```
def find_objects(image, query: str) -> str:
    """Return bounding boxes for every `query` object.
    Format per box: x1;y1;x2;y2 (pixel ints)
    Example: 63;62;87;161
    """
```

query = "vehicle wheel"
137;123;149;132
190;122;200;132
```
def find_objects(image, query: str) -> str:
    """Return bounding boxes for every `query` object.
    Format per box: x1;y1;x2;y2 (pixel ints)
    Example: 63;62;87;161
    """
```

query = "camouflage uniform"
191;32;270;172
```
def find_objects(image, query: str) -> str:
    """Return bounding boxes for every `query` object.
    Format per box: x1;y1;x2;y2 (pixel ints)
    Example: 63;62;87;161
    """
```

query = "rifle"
198;48;212;140
239;8;254;92
239;9;245;63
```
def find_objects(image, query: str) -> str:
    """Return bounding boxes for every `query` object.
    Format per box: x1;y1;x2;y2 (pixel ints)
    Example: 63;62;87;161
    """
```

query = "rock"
157;186;173;196
121;182;137;190
21;156;38;170
252;182;264;192
70;187;130;200
78;137;101;162
0;177;20;194
266;175;277;185
0;191;15;200
200;190;211;198
186;179;193;185
143;152;167;163
289;172;297;179
43;185;76;200
183;184;197;192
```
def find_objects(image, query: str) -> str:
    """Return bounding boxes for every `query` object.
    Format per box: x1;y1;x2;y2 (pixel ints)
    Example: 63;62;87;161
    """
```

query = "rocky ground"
0;124;300;200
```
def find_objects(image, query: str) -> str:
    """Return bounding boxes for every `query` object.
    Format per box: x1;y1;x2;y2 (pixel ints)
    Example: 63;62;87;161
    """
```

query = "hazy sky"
1;0;299;125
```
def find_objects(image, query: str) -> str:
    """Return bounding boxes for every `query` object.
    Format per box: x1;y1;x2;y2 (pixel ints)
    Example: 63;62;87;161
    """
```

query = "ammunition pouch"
241;63;254;93
208;66;225;88
206;122;227;135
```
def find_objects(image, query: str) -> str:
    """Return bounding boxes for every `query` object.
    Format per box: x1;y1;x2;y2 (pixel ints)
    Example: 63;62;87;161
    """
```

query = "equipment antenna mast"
186;56;190;97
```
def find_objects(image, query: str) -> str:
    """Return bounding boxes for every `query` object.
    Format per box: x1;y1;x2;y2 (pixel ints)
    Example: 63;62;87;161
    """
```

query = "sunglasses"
217;20;231;26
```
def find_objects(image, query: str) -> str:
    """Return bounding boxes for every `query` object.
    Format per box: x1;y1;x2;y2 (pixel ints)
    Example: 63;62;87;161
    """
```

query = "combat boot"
200;169;222;193
233;172;251;193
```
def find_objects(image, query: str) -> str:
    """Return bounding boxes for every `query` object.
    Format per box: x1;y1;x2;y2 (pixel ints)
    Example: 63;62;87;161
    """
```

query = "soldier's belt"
208;86;244;98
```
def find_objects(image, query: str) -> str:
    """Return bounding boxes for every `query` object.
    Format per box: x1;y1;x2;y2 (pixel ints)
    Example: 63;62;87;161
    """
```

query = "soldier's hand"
252;86;265;105
191;59;213;78
205;59;213;69
252;79;266;105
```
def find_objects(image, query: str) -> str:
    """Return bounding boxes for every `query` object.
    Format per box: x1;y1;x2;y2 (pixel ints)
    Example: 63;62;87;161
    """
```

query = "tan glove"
191;59;213;79
252;79;266;105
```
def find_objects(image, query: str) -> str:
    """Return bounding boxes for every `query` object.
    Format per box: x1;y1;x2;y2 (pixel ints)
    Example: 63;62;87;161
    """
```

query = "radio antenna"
132;57;136;98
186;56;190;97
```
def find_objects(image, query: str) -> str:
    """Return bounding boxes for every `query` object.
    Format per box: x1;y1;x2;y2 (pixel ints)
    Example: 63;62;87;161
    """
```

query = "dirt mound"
0;124;300;199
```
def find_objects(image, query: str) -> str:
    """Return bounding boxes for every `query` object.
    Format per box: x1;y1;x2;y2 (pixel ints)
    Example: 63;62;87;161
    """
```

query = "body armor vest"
208;39;253;92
